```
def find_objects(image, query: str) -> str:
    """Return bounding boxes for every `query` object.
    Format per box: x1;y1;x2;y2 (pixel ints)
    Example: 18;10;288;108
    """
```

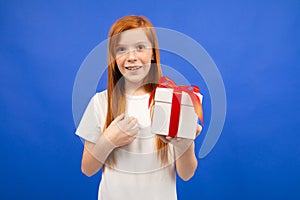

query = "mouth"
125;66;142;71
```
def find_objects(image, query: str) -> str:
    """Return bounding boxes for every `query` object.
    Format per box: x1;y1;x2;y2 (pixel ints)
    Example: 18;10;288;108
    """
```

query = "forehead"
117;28;151;45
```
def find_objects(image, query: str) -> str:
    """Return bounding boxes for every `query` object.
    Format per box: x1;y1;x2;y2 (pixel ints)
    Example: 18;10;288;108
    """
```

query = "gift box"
149;77;204;139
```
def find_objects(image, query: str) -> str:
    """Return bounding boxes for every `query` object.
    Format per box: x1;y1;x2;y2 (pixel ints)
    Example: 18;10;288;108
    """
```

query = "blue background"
1;0;299;199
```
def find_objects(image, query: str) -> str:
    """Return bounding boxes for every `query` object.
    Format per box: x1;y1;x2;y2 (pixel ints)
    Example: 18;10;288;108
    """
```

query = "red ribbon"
149;76;204;137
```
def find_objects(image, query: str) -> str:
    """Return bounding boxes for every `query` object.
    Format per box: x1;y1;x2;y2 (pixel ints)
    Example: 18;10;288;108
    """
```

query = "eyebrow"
117;41;151;46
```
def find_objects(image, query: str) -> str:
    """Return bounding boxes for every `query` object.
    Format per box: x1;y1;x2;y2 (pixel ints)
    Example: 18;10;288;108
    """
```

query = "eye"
116;46;126;53
136;44;146;51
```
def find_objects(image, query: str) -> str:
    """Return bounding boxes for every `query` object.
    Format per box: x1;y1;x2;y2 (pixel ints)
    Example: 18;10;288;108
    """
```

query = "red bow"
149;76;204;137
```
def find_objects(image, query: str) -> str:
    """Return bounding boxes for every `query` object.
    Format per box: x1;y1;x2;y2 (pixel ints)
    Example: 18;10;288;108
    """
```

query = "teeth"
125;66;142;70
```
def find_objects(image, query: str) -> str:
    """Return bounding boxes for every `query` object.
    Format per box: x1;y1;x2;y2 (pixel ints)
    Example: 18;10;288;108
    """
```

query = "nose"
126;50;137;62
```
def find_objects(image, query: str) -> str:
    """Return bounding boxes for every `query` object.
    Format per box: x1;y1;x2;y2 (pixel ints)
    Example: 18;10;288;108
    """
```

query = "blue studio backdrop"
1;0;299;199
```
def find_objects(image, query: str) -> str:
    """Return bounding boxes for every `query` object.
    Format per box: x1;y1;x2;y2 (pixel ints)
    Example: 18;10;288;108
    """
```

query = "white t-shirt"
76;90;177;200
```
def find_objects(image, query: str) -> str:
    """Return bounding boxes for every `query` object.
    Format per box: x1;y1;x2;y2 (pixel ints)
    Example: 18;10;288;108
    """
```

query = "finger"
112;113;125;123
169;138;179;145
127;118;138;129
170;138;193;146
128;126;140;136
119;118;139;136
123;116;136;124
166;136;173;141
117;116;134;131
123;126;140;138
158;135;169;143
196;124;202;137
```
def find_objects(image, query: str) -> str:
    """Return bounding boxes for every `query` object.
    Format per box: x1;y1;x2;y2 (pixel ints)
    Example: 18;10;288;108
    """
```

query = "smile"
125;66;142;71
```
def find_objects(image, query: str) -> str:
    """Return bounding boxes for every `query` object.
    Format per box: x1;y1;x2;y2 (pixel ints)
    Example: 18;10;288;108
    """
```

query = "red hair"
104;15;170;167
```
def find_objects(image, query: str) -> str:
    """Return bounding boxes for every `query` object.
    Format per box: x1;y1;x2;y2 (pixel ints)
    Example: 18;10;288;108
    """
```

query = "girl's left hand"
158;124;202;145
157;124;202;160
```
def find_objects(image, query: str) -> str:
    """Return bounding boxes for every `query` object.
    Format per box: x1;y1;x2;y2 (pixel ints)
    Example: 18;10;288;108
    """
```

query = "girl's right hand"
104;113;139;148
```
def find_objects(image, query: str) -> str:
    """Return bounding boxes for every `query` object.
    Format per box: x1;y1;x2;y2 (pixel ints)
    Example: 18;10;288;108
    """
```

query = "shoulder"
92;90;107;104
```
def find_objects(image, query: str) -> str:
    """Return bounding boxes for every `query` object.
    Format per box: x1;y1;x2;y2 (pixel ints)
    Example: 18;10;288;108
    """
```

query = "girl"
76;15;202;200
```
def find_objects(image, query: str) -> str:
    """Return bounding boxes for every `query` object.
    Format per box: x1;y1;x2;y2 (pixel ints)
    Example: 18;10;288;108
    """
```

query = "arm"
174;141;197;181
159;124;202;181
81;142;104;177
81;136;113;177
175;124;202;181
81;114;139;177
174;124;202;181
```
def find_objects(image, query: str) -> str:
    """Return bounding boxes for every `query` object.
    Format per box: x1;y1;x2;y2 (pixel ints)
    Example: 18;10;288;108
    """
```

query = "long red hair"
104;15;170;166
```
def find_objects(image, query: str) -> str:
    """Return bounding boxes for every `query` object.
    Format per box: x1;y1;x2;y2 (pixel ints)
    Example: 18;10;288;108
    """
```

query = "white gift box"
151;88;203;139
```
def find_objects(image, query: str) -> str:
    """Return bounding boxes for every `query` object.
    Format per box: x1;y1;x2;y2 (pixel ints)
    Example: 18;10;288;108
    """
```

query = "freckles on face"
114;28;153;85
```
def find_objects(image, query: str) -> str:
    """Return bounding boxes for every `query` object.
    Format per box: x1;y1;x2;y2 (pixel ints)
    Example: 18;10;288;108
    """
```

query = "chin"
124;75;147;84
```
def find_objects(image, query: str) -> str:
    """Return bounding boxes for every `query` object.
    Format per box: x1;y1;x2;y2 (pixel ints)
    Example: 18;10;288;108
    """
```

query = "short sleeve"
75;91;107;143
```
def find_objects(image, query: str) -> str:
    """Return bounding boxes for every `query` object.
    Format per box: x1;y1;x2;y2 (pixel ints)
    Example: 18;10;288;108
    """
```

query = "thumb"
196;124;202;137
111;113;125;124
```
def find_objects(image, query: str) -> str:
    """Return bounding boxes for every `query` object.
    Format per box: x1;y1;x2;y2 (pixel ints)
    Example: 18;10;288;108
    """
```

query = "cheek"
115;57;124;68
141;52;153;63
115;58;125;75
115;57;122;65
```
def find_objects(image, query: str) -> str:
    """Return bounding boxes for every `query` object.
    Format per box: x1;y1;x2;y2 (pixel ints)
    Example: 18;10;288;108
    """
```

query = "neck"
125;81;147;95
